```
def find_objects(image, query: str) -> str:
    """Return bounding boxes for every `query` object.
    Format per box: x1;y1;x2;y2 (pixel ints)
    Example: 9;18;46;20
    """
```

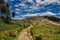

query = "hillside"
0;18;30;40
0;16;60;40
26;16;60;40
19;16;60;40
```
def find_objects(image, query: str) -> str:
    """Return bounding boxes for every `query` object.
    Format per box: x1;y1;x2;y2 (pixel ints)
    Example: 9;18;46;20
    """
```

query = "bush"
8;31;17;37
35;35;42;40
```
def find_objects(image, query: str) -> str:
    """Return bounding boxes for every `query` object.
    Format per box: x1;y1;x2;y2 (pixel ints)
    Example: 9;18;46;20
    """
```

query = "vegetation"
0;1;60;39
0;0;16;23
43;16;60;22
0;15;60;40
0;19;30;40
12;12;16;17
30;21;60;40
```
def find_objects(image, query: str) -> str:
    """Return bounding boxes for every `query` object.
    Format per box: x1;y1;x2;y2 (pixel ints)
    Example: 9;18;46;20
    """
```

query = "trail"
17;18;60;40
18;24;33;40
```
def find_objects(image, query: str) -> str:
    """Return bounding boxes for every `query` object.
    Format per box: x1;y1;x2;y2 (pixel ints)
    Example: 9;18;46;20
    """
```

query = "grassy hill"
28;16;60;40
0;18;30;40
0;16;60;40
30;21;60;40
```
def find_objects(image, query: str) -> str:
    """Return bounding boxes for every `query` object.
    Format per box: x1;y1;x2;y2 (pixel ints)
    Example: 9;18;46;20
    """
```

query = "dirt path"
18;24;33;40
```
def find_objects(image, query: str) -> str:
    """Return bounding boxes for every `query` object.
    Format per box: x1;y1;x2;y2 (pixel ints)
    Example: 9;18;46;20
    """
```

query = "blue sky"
5;0;60;19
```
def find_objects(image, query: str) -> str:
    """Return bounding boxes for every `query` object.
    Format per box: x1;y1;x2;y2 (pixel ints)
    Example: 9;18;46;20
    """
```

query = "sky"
4;0;60;19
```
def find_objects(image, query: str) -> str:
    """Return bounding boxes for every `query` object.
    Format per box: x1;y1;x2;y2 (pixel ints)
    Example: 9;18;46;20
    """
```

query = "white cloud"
24;9;32;11
15;5;19;7
27;0;33;2
40;12;56;16
18;3;26;7
15;11;20;14
10;0;14;1
15;3;27;9
31;6;40;11
22;12;56;17
24;5;40;12
25;13;38;16
15;8;20;11
22;13;39;17
12;11;57;19
23;12;56;17
15;3;26;7
35;0;41;3
35;0;60;4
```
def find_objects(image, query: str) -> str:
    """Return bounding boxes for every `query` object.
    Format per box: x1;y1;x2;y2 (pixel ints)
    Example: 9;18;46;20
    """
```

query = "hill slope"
17;16;60;40
0;18;30;40
25;16;60;40
0;16;60;40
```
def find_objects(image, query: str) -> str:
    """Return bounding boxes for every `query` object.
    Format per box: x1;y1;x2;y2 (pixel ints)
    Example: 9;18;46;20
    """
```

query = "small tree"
0;0;4;17
35;35;42;40
0;0;11;23
0;0;4;4
12;12;16;17
0;0;16;23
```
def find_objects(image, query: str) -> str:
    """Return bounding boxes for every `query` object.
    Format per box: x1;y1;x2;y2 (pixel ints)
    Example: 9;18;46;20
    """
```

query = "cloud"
27;0;33;2
24;13;39;17
14;13;39;18
22;12;56;18
10;0;14;1
14;0;60;12
18;3;26;7
15;8;20;11
35;0;41;3
15;11;21;14
31;6;40;11
12;11;57;19
24;9;32;11
35;0;60;4
40;11;56;16
15;5;19;7
15;3;26;7
23;6;40;12
15;3;27;9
